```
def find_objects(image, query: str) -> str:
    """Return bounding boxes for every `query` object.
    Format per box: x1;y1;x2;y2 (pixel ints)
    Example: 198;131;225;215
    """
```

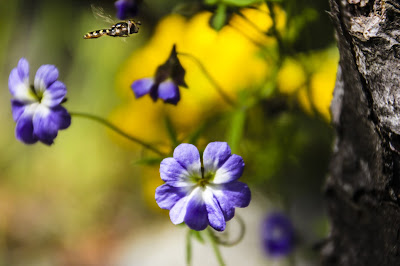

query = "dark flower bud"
131;44;187;105
155;45;188;88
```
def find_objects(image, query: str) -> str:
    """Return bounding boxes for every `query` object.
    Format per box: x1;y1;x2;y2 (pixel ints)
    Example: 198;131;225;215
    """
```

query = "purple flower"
155;142;251;231
8;58;71;145
262;212;295;257
131;45;187;105
115;0;140;20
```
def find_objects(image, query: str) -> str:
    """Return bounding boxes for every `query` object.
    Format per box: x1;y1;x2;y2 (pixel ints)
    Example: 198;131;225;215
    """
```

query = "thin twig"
70;111;167;157
177;52;236;107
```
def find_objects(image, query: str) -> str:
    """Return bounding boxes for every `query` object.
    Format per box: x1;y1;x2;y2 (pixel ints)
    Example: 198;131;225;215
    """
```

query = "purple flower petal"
34;64;59;94
184;188;208;231
115;0;138;20
32;106;57;145
42;81;67;107
15;112;38;144
32;105;71;145
213;154;245;184
158;80;180;105
212;181;251;221
173;143;201;176
262;212;295;257
9;69;35;102
131;78;154;98
17;58;29;81
169;195;190;225
11;100;27;122
155;184;188;210
203;142;232;174
9;68;22;96
160;158;195;186
50;106;71;130
204;188;225;231
9;58;30;96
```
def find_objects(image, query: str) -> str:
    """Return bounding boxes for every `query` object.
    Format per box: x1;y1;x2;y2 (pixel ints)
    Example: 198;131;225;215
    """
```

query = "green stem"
70;112;167;157
186;230;192;266
228;22;266;49
236;11;267;37
266;2;285;60
228;11;270;50
206;227;226;266
177;52;236;107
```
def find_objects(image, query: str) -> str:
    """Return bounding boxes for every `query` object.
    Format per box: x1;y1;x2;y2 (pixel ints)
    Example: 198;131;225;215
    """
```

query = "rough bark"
323;0;400;265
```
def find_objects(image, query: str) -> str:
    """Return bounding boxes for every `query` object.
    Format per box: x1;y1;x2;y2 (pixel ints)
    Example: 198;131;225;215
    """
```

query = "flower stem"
266;2;285;60
177;52;236;107
70;111;167;157
186;229;193;266
206;227;226;266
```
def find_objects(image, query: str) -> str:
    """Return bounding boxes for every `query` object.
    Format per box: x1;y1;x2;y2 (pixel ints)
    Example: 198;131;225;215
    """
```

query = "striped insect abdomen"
83;29;110;39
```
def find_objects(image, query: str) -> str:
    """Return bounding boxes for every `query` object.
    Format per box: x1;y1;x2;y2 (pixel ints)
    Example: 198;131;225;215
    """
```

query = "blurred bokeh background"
0;0;337;265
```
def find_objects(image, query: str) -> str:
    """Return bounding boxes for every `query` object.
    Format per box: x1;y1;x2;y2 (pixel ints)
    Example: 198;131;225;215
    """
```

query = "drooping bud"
154;44;188;88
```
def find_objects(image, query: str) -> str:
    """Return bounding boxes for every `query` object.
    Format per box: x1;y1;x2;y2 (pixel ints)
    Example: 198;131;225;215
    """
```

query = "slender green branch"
206;227;226;266
266;2;285;60
70;111;167;157
236;11;267;37
177;52;236;107
228;22;267;49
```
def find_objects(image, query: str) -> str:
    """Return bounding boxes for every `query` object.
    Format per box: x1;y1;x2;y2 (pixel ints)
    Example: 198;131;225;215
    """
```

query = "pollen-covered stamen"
30;84;43;102
198;178;208;187
193;166;215;187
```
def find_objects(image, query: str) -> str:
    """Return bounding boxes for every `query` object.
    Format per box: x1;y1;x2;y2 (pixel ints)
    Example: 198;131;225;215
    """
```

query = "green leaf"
210;4;228;31
286;8;318;43
204;0;219;4
205;0;263;6
221;0;262;7
227;108;246;154
172;2;202;16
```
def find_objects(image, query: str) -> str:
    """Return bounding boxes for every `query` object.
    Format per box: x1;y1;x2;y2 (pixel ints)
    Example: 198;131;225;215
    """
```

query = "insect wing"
91;4;116;25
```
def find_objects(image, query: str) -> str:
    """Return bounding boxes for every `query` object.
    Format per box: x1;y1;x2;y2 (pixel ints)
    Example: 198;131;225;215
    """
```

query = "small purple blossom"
131;45;187;105
115;0;140;20
262;212;295;257
132;78;181;105
8;58;71;145
155;142;251;231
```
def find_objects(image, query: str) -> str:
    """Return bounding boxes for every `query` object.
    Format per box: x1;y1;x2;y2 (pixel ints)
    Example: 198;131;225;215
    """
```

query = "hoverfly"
83;5;141;39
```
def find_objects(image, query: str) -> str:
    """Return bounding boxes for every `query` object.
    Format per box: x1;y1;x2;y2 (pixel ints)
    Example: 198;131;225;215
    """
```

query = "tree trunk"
323;0;400;265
